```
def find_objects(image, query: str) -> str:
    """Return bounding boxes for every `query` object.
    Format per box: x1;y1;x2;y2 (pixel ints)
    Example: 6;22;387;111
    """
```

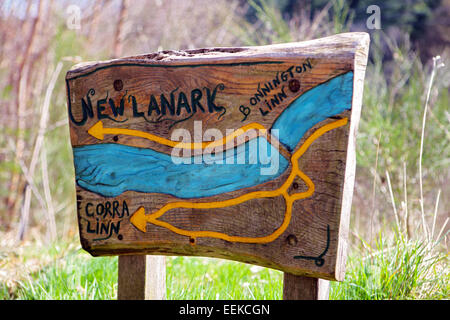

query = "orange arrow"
129;207;147;232
129;118;348;244
87;120;268;150
130;195;295;244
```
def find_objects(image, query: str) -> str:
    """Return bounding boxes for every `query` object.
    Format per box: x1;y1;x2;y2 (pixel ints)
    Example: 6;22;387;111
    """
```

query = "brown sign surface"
66;33;369;280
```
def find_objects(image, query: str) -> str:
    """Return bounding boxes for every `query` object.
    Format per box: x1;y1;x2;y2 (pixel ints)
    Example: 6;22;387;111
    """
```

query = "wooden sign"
66;33;369;281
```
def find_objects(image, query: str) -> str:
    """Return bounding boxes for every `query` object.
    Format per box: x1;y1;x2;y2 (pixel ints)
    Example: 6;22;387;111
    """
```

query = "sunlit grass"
1;234;446;300
2;247;283;300
330;235;449;300
167;256;282;299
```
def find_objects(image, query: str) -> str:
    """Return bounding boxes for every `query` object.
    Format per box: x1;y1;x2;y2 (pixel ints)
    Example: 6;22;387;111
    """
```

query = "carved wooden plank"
67;33;369;281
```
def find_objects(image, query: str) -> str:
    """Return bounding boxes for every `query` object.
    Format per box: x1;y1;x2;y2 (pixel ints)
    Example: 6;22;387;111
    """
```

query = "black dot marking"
113;79;123;91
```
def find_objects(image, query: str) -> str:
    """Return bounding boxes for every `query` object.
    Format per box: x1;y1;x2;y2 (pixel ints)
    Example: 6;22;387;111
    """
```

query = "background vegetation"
0;0;448;299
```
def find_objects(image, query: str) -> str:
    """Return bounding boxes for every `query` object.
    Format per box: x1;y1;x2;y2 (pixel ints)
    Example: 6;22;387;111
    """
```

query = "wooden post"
283;273;330;300
118;255;166;300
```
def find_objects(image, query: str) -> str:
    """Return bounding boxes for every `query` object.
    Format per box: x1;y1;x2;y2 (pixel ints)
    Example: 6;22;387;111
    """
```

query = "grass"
1;232;446;300
13;252;117;300
1;244;284;300
331;235;448;300
168;256;282;300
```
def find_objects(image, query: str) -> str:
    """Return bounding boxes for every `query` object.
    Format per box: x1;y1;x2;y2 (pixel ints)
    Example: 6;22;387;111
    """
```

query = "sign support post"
283;274;329;300
118;255;166;300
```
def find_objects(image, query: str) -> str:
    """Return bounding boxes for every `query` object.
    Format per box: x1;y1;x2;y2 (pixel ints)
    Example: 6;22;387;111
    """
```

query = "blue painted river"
73;71;353;198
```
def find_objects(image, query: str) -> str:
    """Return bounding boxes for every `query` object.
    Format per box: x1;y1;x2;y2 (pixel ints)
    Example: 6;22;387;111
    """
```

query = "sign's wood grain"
66;33;369;281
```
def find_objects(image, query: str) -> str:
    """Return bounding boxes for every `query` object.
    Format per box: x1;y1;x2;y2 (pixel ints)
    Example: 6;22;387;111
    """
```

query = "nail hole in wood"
289;79;300;92
114;79;123;91
286;234;298;246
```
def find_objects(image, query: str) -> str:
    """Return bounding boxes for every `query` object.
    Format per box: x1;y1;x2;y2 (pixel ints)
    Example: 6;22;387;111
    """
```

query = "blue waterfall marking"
73;71;353;198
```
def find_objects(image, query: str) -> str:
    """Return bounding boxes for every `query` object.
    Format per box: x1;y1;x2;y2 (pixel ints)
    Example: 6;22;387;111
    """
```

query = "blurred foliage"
247;0;442;40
